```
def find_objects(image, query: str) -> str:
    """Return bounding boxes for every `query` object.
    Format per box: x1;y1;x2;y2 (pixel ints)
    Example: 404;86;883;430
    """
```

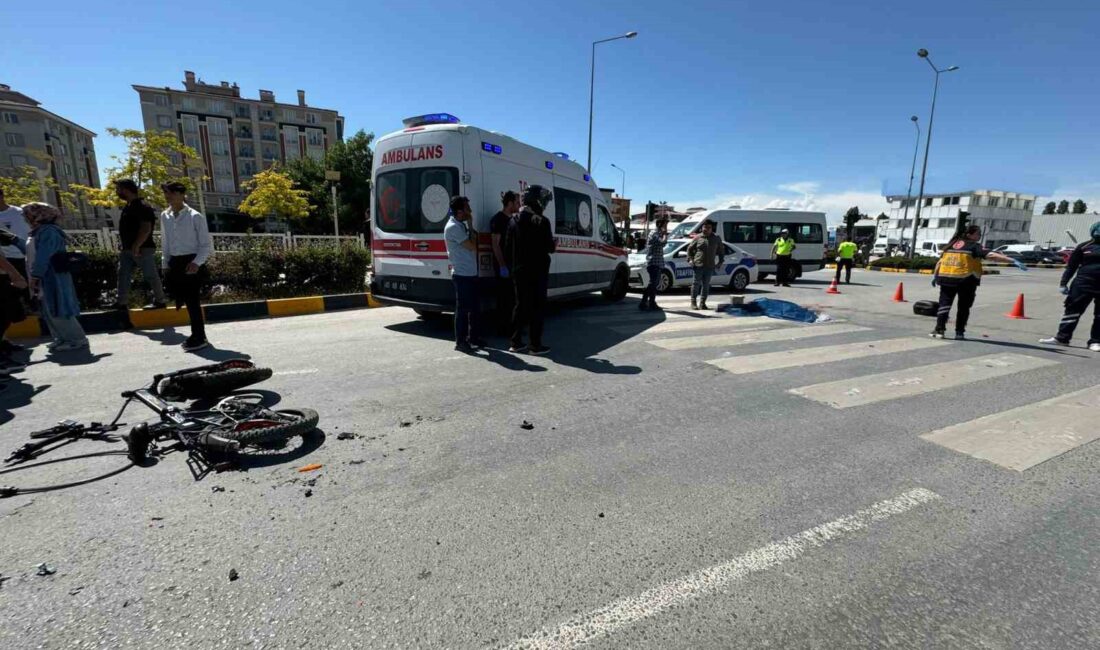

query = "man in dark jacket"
686;219;724;310
1040;221;1100;351
504;185;555;355
112;179;167;310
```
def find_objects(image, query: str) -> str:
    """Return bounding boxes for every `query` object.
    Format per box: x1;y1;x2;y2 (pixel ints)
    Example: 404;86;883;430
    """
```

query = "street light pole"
587;31;638;174
899;116;920;253
610;163;626;197
909;49;959;258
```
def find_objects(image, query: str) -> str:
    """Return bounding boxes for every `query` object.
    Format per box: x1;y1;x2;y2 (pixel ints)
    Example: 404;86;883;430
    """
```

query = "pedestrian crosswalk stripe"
611;316;802;336
788;353;1059;409
707;336;949;375
920;384;1100;471
580;311;724;325
649;323;870;351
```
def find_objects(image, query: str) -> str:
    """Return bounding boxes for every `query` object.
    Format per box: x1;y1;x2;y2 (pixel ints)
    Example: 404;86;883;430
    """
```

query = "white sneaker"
1089;343;1100;352
1038;337;1070;347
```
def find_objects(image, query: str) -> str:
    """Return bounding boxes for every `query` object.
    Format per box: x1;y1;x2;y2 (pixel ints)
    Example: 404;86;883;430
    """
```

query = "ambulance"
368;114;630;316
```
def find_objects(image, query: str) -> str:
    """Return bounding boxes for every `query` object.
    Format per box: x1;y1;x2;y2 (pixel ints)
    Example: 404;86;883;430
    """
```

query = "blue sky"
4;0;1098;222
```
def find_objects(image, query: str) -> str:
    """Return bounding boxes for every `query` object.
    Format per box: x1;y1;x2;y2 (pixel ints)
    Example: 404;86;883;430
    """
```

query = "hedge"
868;256;938;270
72;245;371;311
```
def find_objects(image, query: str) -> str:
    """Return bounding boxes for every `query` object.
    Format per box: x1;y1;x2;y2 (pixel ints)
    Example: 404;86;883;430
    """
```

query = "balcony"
260;134;277;142
238;149;255;158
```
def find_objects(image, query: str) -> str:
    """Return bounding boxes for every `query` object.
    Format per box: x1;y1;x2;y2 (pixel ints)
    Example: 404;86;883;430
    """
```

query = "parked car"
629;239;759;293
1002;250;1061;265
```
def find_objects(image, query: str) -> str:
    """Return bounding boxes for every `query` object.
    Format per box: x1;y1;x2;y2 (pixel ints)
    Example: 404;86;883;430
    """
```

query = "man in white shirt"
160;182;213;352
443;195;485;352
0;187;31;355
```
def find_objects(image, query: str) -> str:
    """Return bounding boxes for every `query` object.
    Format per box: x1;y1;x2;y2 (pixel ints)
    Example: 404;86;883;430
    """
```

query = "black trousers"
1055;285;1100;345
935;280;978;333
835;258;854;283
641;265;661;307
1;258;28;340
775;255;792;285
167;255;206;341
494;272;513;334
511;271;548;348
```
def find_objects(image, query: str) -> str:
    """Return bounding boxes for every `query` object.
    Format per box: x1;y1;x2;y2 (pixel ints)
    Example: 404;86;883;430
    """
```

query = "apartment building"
0;84;103;228
133;71;344;223
881;189;1038;249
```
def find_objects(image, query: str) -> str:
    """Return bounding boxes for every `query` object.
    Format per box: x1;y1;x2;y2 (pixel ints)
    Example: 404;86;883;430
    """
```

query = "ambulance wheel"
730;269;750;292
414;308;447;321
658;270;674;293
602;269;629;301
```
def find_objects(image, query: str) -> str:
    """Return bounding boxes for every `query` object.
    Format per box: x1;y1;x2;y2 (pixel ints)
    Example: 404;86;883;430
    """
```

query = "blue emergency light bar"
402;113;461;128
481;141;503;155
553;152;570;160
583;174;591;182
545;161;554;170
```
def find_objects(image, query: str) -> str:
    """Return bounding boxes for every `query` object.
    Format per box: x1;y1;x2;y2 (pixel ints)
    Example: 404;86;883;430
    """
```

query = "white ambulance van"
368;114;630;315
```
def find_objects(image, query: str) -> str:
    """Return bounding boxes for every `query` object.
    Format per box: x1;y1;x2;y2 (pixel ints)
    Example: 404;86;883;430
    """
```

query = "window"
597;205;617;245
374;166;459;234
992;220;1005;230
306;128;323;146
181;97;195;110
4;133;25;147
2;112;18;124
1023;200;1032;211
219;197;236;208
214;177;235;193
153;94;169;107
762;223;787;241
208;119;228;136
182;115;198;133
939;218;956;229
10;154;29;167
59;143;68;156
260;126;277;141
306;113;318;125
156;115;173;128
63;162;73;177
553;187;593;237
240;160;256;176
988;197;1000;207
235;104;251;118
924;198;933;207
209;100;226;114
238;145;254;157
184;135;200;152
920;218;929;228
213;158;231;175
940;197;952;206
790;223;824;244
211;139;229;156
1006;198;1015;208
259;108;274;121
724;222;758;243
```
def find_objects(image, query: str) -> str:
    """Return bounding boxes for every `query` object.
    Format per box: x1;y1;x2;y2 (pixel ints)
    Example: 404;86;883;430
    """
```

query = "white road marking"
611;316;802;336
649;323;870;351
921;384;1100;471
579;311;723;325
789;353;1059;409
273;368;319;376
501;488;942;650
707;336;948;374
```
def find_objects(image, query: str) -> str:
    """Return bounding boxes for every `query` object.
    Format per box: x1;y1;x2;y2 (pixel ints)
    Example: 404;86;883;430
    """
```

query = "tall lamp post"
587;31;638;173
908;48;959;258
610;163;626;197
899;116;920;252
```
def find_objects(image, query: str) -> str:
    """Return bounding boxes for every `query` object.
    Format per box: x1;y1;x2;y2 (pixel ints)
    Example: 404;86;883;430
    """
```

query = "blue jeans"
453;274;480;345
642;266;661;307
691;267;713;302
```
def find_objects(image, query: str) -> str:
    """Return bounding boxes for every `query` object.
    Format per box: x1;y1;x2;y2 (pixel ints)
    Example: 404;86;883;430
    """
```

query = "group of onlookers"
0;180;213;378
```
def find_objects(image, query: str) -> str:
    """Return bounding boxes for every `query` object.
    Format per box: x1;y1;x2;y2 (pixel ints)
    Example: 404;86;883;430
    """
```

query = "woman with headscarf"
23;203;87;351
930;224;1025;340
1040;221;1100;352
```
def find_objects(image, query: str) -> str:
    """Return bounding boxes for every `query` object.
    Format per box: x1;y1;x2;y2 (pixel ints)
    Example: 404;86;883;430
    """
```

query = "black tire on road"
161;367;273;400
730;269;750;292
602;268;629;301
223;408;320;447
658;270;674;293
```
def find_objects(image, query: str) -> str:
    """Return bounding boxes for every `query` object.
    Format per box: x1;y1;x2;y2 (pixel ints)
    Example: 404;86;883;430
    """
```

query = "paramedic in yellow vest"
771;228;796;287
835;237;859;284
930;225;1024;340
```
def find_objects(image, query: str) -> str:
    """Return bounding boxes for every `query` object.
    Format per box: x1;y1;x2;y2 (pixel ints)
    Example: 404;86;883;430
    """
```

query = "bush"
71;244;370;311
869;256;938;270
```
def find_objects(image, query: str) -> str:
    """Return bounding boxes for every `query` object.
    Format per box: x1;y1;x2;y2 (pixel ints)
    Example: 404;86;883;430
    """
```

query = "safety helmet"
522;185;553;212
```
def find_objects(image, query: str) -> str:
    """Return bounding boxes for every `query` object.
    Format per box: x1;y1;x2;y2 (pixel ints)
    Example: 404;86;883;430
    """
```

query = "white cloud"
672;184;890;225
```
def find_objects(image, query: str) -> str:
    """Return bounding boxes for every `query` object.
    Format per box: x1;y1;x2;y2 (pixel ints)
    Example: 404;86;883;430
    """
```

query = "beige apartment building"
0;84;103;228
133;71;344;225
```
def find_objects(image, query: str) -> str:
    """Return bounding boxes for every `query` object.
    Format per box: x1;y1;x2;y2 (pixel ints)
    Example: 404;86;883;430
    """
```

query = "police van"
368;114;630;315
668;208;827;280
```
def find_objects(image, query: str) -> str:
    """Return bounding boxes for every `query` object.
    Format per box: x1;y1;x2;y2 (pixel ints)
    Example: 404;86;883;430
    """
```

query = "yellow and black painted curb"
983;262;1065;268
8;293;383;340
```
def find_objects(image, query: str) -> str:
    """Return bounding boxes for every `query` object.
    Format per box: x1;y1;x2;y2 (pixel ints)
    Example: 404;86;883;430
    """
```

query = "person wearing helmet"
1040;221;1100;352
503;185;555;355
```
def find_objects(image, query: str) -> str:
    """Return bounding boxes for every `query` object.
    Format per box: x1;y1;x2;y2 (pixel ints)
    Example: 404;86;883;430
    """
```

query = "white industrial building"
1028;213;1100;249
881;189;1038;249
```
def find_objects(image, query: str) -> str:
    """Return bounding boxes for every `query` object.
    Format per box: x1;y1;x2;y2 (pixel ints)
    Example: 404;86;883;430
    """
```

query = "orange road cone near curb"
892;282;906;302
1006;293;1028;319
825;278;841;294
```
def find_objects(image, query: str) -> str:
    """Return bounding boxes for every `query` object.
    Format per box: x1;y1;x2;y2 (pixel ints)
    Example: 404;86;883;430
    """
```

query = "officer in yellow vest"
931;225;1024;340
771;228;796;287
835;237;859;284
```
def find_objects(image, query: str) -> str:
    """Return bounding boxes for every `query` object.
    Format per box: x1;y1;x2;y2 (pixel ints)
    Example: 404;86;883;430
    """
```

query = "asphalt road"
1;267;1098;649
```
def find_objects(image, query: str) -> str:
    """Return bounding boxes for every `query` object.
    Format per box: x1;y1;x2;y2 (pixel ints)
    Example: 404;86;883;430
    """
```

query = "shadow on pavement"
233;427;326;471
964;337;1091;358
130;326;189;346
189;345;253;362
46;348;112;366
0;376;51;427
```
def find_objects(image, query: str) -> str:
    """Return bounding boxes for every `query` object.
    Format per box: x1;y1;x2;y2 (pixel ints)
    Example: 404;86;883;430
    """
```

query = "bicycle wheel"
220;408;319;447
158;363;273;401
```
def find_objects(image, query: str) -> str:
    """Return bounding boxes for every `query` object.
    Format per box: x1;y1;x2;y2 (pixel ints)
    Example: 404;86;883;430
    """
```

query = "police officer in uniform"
504;185;555;355
931;224;1023;340
1040;221;1100;352
771;228;796;286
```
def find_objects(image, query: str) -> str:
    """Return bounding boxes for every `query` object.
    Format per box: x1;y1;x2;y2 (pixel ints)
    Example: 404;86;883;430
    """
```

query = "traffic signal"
956;210;970;235
645;201;655;223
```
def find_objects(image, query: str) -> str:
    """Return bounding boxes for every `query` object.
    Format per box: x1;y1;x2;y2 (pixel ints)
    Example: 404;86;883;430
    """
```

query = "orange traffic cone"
825;278;841;294
1006;293;1028;319
892;282;906;302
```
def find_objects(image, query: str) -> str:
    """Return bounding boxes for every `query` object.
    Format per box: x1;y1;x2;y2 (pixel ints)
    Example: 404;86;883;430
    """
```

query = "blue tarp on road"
719;298;824;323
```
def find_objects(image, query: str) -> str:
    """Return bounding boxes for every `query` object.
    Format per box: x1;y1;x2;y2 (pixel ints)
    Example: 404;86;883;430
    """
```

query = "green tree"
1056;199;1070;214
1072;199;1088;214
327;130;374;234
238;165;310;222
284;156;335;234
842;206;862;239
0;164;75;213
70;128;204;210
1042;201;1056;215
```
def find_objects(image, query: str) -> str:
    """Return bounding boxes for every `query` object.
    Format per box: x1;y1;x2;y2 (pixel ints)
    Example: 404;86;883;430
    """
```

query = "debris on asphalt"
348;459;366;465
331;580;344;589
520;420;534;430
297;463;323;473
417;570;432;580
304;489;313;497
35;562;56;576
397;447;406;452
68;586;84;596
228;568;239;582
0;573;10;589
598;512;605;518
211;486;225;493
336;432;358;440
150;516;165;521
304;478;318;487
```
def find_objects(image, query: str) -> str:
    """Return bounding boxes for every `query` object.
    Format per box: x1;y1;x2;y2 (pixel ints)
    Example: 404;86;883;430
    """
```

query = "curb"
8;292;384;340
983;262;1064;268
